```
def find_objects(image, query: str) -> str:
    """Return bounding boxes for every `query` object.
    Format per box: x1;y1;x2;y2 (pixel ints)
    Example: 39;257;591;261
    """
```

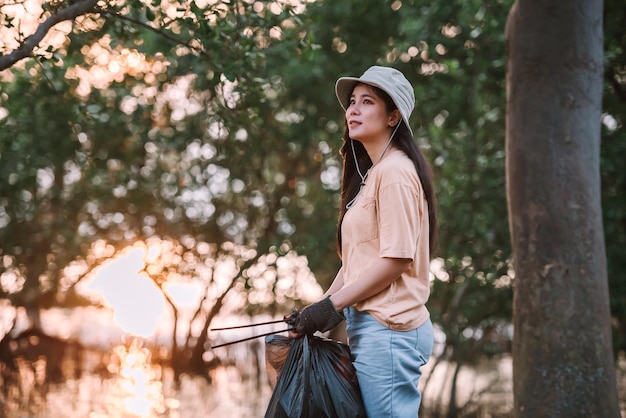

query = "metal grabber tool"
210;309;298;349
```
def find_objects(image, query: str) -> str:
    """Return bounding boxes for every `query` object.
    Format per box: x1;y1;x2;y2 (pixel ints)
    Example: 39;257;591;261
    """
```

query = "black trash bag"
264;334;366;418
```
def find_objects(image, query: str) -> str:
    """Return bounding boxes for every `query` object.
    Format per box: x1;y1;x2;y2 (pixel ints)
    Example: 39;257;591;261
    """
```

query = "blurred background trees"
0;0;624;415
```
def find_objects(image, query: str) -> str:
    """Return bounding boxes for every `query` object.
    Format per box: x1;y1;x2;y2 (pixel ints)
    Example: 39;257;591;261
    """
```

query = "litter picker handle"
211;327;294;349
210;309;299;331
210;318;288;331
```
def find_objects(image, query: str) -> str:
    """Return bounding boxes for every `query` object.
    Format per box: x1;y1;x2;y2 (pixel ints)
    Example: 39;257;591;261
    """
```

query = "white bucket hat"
335;65;415;135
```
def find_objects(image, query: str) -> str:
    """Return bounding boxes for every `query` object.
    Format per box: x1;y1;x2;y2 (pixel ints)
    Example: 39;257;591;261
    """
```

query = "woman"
292;65;438;417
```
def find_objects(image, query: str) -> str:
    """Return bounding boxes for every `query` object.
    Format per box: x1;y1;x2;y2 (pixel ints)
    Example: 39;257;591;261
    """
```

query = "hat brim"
336;77;396;111
335;77;361;111
335;77;403;113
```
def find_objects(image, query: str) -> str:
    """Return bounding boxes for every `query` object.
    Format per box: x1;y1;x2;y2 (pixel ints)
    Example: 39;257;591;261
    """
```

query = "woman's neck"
362;127;398;164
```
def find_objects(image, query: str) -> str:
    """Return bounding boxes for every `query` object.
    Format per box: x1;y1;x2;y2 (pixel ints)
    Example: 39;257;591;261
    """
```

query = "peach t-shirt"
341;147;430;331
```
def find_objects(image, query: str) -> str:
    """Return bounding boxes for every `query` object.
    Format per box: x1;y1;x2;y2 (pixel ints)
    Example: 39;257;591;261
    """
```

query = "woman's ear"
388;109;401;127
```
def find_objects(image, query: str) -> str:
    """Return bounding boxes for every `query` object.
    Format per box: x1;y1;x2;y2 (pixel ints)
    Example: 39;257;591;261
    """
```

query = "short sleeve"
378;182;423;259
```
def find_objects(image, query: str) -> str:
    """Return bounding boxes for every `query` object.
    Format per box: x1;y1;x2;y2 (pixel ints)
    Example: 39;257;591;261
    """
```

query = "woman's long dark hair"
337;84;439;258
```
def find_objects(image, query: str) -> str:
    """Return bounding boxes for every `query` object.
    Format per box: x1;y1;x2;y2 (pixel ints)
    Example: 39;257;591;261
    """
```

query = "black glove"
294;296;345;335
284;308;299;326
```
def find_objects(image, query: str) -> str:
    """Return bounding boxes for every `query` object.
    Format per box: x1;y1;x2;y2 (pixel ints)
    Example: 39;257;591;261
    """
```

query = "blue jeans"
345;307;434;418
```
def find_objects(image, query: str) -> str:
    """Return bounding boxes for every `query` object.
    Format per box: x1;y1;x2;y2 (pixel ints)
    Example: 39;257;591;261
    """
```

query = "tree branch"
0;0;101;71
93;7;210;59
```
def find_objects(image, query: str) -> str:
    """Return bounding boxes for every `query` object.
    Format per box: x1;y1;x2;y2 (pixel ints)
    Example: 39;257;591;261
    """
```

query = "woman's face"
346;84;398;144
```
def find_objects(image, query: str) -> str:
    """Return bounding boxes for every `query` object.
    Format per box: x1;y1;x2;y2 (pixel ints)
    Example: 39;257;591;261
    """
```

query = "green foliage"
0;0;316;308
602;0;626;354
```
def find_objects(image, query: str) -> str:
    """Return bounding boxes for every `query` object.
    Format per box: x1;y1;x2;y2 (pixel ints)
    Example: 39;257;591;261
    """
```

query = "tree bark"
506;0;620;417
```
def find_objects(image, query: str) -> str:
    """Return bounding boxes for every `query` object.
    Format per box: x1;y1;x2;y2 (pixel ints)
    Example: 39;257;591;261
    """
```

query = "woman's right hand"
283;309;302;338
290;296;345;336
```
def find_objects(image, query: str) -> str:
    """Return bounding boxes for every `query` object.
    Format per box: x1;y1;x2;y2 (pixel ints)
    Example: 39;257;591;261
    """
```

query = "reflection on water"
3;337;274;418
1;307;276;418
1;326;511;418
4;308;623;417
104;339;170;416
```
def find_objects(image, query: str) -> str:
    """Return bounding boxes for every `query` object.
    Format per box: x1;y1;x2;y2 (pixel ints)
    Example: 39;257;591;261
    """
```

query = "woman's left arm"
329;257;411;310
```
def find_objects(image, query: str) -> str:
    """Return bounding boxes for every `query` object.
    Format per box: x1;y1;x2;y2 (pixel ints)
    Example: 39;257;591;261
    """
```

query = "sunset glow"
83;248;167;338
104;338;178;417
78;239;323;340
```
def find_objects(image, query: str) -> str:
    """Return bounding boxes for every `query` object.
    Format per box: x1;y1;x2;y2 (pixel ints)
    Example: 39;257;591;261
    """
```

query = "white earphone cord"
346;122;401;209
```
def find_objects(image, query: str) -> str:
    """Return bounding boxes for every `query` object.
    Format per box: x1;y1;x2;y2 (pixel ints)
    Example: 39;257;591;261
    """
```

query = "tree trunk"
447;361;462;418
506;0;620;417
